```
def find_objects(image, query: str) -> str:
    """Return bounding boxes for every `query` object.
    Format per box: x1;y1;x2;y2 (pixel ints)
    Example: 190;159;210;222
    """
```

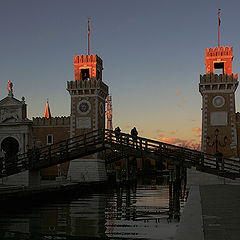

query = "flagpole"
218;9;220;48
88;17;90;55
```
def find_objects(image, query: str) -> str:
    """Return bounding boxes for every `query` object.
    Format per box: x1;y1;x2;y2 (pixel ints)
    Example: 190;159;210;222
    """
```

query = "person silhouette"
114;127;121;142
131;127;138;148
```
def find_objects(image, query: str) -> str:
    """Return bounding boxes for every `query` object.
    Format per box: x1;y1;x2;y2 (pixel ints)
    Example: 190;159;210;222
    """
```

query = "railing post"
215;152;223;170
140;139;142;150
159;144;162;155
126;156;130;182
201;153;204;167
110;131;112;142
48;145;51;162
221;157;224;171
84;134;86;147
102;129;105;147
120;134;124;153
65;139;69;155
145;141;148;150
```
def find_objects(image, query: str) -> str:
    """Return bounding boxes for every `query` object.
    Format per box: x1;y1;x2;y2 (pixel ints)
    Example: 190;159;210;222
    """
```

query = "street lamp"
206;128;227;154
206;128;227;169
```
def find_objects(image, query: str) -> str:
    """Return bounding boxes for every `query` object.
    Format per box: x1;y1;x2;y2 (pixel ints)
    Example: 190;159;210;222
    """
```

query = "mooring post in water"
126;185;131;220
169;169;173;199
132;157;137;181
126;156;130;183
174;164;181;220
168;169;173;220
116;165;121;184
180;166;187;199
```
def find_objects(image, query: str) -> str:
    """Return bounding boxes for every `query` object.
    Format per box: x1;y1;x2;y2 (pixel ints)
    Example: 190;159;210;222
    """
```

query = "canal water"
0;176;186;240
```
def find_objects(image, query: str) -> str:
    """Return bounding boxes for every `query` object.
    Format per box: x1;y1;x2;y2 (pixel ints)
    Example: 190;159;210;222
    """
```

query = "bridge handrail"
104;129;229;157
2;128;240;178
104;129;240;172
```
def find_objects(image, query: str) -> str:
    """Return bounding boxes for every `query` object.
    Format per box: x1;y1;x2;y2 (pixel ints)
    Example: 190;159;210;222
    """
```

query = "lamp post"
206;128;227;170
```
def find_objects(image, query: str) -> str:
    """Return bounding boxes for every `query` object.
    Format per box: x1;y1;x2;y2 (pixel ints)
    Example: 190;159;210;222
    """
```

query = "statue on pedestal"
7;80;13;97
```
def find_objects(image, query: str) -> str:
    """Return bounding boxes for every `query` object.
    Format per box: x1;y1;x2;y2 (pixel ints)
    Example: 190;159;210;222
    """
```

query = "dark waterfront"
0;176;186;240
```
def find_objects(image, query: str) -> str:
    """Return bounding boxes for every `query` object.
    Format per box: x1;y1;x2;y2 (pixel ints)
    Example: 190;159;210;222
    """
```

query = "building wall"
235;113;240;157
32;117;70;178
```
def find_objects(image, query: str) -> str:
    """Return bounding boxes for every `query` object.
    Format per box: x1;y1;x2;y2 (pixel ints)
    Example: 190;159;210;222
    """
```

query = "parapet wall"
67;78;108;93
200;73;238;83
206;46;233;57
33;116;70;126
74;54;103;66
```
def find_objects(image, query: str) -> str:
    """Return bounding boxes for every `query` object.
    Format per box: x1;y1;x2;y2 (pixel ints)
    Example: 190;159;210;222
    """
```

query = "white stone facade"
67;158;107;182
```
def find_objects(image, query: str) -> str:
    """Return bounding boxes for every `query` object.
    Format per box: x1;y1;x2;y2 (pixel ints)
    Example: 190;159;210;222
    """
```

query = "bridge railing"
104;129;240;174
2;129;105;174
2;128;240;177
34;129;105;167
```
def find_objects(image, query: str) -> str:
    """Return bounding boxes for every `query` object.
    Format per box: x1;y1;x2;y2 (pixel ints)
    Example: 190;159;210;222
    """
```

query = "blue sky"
0;0;240;147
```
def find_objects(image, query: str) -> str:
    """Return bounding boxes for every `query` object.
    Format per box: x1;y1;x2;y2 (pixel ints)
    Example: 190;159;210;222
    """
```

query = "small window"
81;69;90;80
214;62;224;74
47;134;53;145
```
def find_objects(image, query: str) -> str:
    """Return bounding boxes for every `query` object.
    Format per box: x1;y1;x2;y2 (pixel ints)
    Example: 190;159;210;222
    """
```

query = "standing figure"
131;127;138;148
114;126;121;142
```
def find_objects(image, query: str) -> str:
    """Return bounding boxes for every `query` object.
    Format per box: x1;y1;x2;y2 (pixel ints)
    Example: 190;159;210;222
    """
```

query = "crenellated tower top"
205;46;233;75
73;54;103;81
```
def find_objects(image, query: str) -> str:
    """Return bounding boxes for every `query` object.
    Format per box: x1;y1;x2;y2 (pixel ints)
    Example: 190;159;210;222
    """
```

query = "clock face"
212;96;225;108
77;100;91;114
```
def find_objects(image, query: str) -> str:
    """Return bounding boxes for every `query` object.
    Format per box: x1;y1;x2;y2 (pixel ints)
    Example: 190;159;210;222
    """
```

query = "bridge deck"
1;129;240;179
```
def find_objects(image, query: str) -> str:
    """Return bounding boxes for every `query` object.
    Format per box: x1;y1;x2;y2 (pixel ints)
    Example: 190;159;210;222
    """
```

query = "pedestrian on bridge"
131;127;138;148
114;127;121;142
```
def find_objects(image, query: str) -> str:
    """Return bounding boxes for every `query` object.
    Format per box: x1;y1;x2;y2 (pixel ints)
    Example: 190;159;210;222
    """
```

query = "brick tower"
67;55;108;136
66;54;109;182
199;46;239;157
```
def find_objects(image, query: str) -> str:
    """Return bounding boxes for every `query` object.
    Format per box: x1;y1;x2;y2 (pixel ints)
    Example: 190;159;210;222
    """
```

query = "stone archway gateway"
1;137;19;161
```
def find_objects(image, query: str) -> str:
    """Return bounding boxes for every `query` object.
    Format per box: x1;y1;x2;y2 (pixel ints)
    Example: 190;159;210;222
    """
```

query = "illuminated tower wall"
67;55;108;137
199;46;239;157
67;54;109;182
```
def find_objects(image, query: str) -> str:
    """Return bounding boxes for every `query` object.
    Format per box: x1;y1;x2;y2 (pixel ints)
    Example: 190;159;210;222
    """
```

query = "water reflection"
0;176;185;240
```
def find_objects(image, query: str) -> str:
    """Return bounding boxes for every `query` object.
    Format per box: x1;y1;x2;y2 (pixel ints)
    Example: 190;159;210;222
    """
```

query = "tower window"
214;62;224;74
81;69;90;80
47;134;53;145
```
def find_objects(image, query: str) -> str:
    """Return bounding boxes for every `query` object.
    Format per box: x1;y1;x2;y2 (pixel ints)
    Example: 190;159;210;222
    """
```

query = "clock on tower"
199;46;238;158
67;54;109;182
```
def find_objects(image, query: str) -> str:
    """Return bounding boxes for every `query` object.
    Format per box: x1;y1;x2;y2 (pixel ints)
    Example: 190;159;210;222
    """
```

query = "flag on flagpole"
218;9;221;26
88;18;90;35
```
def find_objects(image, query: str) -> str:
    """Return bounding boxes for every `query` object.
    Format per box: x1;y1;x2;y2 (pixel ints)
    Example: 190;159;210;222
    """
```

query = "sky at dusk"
0;0;240;148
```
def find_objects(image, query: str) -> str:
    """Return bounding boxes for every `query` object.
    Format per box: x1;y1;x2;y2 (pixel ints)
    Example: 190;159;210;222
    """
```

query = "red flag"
88;18;90;35
218;9;221;26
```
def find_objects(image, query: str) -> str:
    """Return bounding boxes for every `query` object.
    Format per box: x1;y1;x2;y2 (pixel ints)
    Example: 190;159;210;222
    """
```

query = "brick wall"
32;117;70;179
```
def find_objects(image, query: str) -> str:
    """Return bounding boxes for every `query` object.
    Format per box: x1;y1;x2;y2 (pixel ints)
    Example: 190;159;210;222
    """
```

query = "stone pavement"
175;184;240;240
200;185;240;240
175;186;204;240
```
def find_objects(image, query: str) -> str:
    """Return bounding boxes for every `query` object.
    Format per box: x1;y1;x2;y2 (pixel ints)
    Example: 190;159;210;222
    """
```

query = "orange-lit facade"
205;46;235;75
73;54;103;81
200;46;240;158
